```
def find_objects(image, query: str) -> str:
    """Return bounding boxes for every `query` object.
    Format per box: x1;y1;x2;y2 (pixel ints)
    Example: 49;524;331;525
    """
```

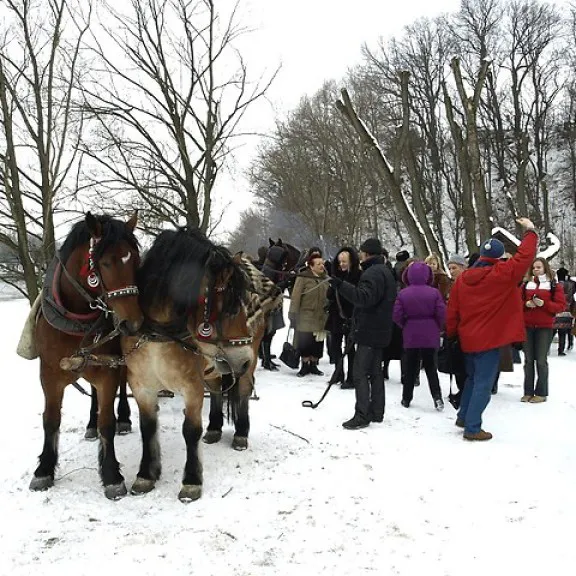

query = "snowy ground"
2;298;576;575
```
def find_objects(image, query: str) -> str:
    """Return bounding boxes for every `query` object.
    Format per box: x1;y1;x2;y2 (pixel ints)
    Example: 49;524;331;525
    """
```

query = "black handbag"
438;337;465;375
279;329;300;369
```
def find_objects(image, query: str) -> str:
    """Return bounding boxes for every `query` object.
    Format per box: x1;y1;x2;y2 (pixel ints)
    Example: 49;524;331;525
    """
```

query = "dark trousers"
402;348;442;403
557;329;571;354
353;345;384;422
524;327;553;397
330;330;355;381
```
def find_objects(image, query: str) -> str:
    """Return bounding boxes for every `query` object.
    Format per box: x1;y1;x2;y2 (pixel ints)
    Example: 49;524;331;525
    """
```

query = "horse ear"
85;212;102;238
269;238;274;247
278;238;283;246
126;210;138;233
233;252;243;266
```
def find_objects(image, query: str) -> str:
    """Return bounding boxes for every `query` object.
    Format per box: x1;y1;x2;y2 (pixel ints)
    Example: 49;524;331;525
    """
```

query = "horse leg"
203;381;223;444
179;387;204;502
85;385;98;440
116;367;132;435
232;374;252;451
94;378;127;500
30;369;66;491
131;388;162;495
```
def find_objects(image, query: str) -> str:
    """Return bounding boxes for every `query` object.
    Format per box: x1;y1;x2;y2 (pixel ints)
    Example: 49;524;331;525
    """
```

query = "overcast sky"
214;0;567;237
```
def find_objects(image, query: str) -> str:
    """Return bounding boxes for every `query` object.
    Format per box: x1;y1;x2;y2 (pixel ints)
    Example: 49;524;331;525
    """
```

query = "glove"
532;296;544;307
329;276;343;289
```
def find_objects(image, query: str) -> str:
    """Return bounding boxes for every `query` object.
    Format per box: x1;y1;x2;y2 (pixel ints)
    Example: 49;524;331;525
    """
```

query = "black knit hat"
359;238;382;256
396;250;410;262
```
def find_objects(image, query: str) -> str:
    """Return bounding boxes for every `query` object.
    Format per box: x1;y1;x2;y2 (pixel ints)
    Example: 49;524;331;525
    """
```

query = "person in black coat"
329;238;397;429
325;247;362;387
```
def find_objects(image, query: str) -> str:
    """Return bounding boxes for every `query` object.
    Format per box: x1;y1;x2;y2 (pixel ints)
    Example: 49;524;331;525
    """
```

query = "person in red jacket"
521;257;566;403
446;217;538;441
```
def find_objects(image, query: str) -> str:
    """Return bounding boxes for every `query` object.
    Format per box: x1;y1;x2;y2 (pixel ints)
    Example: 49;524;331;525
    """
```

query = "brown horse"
30;212;143;499
122;228;254;502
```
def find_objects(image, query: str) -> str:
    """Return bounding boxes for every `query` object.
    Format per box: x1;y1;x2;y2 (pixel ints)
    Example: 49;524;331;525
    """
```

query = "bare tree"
81;0;275;235
0;0;91;302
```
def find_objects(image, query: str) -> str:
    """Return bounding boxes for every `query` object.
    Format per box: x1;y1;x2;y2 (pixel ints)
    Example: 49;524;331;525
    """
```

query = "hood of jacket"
404;262;433;286
332;246;361;281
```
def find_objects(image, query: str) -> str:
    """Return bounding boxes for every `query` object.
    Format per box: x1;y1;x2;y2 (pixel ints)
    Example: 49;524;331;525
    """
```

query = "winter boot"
261;341;279;371
309;363;324;376
434;397;445;411
297;361;311;378
342;414;370;430
463;430;493;441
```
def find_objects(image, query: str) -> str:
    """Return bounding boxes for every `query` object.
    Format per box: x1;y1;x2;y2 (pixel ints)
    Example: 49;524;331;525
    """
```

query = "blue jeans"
458;348;500;434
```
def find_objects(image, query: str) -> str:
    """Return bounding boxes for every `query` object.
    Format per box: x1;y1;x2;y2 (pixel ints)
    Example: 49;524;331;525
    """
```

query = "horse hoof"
104;481;127;500
178;484;202;502
131;477;156;495
116;422;132;435
157;390;174;398
84;428;98;441
29;475;54;491
232;436;248;451
203;430;222;444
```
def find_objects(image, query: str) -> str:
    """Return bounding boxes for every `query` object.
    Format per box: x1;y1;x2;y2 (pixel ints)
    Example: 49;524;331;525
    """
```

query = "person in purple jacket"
393;261;446;411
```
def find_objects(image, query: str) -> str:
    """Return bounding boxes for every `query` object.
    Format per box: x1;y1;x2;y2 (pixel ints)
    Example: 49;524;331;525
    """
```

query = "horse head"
138;228;254;377
60;211;143;335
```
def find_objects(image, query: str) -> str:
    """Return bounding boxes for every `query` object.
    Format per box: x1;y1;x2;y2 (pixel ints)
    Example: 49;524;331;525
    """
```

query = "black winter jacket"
336;255;397;348
325;247;362;333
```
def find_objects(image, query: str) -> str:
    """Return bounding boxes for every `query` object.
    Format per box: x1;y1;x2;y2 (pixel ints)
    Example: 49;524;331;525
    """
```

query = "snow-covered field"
2;298;576;576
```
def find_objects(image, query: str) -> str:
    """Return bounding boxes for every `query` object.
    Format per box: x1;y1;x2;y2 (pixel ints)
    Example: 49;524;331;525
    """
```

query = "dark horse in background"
122;228;254;502
203;255;283;450
30;213;143;499
255;239;302;370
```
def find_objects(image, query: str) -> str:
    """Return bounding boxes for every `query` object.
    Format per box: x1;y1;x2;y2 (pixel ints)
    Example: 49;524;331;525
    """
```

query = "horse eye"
100;260;112;269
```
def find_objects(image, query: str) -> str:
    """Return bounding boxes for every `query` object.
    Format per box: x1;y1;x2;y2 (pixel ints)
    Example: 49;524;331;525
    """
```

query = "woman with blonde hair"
521;257;566;402
425;253;451;300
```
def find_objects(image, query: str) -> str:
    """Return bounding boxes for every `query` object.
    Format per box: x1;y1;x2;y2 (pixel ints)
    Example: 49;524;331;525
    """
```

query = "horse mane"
59;214;139;264
138;227;246;322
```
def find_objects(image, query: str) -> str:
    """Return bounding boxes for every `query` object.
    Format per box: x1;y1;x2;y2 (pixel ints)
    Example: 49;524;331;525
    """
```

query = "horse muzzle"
213;352;252;377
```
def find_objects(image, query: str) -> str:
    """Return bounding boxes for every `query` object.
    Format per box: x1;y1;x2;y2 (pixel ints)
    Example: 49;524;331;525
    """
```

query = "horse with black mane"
29;212;143;499
122;227;255;502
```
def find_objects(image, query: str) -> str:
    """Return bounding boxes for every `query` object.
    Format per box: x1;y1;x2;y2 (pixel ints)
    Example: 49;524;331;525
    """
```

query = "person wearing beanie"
393;250;411;290
478;238;505;260
557;263;569;282
446;218;538;441
445;253;468;409
328;237;396;429
360;238;382;255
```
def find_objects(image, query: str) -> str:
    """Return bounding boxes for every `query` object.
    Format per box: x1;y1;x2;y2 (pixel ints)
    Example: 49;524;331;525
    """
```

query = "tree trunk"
336;88;429;257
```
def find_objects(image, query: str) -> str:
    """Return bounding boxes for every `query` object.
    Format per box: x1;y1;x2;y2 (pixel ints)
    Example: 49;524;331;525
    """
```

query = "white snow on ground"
2;298;576;575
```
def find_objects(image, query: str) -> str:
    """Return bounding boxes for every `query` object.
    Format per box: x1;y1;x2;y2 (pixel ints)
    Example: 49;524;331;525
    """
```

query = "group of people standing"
255;216;574;441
